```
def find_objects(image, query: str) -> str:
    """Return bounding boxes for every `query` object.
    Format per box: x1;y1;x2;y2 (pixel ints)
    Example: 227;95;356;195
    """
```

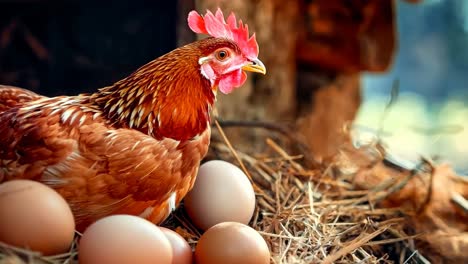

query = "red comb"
188;8;259;60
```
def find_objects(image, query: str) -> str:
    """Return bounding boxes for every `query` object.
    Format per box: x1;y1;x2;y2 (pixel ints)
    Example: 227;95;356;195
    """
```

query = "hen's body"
0;39;220;231
0;8;266;231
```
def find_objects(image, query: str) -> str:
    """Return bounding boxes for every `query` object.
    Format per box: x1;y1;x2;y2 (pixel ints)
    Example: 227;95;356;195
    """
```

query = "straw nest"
1;121;467;264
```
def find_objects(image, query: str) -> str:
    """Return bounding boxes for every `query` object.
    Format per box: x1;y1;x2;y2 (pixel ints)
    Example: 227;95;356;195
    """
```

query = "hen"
0;9;265;231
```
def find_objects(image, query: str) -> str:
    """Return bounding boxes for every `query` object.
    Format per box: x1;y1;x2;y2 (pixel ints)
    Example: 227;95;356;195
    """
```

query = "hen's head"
188;9;266;94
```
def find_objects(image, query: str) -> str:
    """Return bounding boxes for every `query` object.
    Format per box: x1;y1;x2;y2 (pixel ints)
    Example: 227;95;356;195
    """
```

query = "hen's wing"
0;96;210;230
0;85;44;112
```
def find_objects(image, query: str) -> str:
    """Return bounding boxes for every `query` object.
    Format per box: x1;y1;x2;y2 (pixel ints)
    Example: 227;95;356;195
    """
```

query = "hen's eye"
215;50;229;61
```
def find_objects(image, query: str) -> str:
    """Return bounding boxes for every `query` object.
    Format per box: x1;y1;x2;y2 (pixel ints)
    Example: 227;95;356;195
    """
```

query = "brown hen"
0;9;265;231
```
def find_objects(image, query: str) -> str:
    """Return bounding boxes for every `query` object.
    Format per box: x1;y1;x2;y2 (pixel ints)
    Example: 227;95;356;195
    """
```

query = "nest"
1;122;467;264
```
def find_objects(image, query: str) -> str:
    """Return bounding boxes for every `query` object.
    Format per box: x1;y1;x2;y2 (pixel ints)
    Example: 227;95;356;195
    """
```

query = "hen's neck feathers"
90;39;226;141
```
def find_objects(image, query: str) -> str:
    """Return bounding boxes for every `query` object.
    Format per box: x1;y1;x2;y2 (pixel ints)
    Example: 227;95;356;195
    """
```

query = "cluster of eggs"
0;160;270;263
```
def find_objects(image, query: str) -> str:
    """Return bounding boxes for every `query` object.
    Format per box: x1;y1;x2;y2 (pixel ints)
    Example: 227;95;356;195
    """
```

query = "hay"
1;121;467;263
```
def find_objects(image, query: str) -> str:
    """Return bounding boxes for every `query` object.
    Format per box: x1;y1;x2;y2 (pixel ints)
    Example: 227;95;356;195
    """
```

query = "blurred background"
357;0;468;173
0;1;178;95
1;0;467;172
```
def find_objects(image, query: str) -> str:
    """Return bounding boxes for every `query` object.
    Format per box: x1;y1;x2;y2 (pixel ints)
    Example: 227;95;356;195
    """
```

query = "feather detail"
90;38;228;141
0;85;43;112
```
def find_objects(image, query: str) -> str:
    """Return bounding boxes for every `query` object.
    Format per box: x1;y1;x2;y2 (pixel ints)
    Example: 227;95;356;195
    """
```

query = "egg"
184;160;255;230
0;180;75;255
79;215;172;264
194;222;270;264
160;227;193;264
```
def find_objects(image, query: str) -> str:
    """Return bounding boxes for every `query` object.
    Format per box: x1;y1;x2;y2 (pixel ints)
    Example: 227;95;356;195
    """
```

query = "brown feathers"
89;38;240;141
0;85;43;112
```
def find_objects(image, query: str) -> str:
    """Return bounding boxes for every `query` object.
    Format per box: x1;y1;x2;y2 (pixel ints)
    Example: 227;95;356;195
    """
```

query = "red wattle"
218;70;247;94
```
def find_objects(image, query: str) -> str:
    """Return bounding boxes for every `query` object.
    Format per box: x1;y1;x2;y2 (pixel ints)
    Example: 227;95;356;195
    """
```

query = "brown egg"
160;227;193;264
194;222;270;264
79;215;172;264
0;180;75;255
184;160;255;230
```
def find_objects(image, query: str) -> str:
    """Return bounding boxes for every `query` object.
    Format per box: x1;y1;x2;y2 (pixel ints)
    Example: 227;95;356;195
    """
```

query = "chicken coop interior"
0;0;467;263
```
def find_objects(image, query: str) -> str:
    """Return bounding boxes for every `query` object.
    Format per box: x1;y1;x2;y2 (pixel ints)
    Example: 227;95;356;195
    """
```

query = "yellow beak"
242;58;266;75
